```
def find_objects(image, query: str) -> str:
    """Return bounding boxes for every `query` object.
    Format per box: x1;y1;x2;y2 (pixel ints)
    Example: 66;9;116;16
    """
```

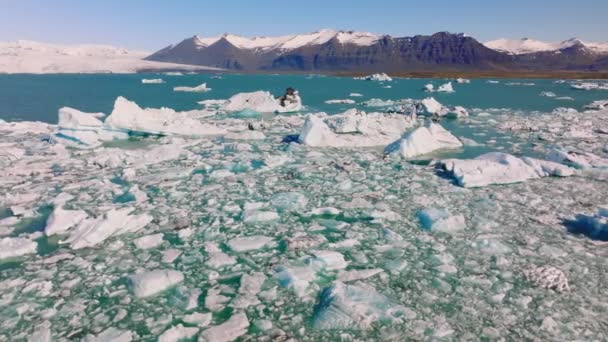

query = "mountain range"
146;29;608;73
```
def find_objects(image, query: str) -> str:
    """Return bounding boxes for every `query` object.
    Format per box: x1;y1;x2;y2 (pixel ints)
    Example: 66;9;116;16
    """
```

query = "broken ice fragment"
128;270;184;298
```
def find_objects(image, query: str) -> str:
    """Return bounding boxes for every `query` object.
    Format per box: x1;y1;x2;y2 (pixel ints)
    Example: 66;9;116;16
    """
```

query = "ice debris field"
0;74;607;341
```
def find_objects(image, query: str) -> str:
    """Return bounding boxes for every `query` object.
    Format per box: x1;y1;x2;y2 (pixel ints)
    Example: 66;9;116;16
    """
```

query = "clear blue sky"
1;0;606;51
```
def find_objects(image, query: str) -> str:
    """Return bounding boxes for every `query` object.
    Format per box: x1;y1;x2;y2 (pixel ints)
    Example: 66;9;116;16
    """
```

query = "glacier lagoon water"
0;74;607;341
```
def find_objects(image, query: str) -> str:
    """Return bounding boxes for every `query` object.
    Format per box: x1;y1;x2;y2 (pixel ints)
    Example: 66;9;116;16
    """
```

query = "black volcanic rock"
146;31;607;73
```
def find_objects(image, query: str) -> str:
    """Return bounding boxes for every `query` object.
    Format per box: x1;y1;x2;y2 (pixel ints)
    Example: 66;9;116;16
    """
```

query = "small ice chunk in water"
0;237;37;259
313;282;406;330
417;208;466;233
308;250;348;270
45;207;88;236
242;202;279;223
386;122;462;159
275;265;317;297
133;233;164;250
158;324;199;342
183;312;212;327
523;266;570;293
270;192;308;211
28;321;51;342
337;269;384;282
199;312;249;342
173;83;211;92
86;328;133;342
128;270;184;298
228;235;275;252
162;249;182;263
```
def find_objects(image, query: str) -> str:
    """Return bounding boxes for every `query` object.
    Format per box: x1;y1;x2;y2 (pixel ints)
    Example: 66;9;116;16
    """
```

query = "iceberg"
0;237;37;259
45;206;88;236
158;325;199;342
61;207;153;249
298;109;414;147
105;97;226;136
417;208;466;233
128;270;184;298
585;100;608;110
313;282;406;330
325;99;356;104
221;89;302;113
421;97;447;115
141;78;165;84
456;78;471;84
173;83;211;92
547;148;608;169
437;82;455;93
54;107;128;149
568;207;608;241
356;73;392;82
308;250;348;270
438;152;575;188
227;235;275;252
385;122;462;159
199;312;249;342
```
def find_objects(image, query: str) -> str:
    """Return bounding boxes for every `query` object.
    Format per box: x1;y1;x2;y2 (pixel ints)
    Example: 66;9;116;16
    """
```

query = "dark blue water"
0;74;605;123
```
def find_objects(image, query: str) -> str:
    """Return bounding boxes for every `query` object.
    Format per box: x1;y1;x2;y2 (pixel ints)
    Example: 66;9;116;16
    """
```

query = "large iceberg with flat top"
313;282;406;330
385;122;462;159
298;109;414;147
61;207;153;249
221;90;302;113
53;107;128;149
105;97;226;136
438;152;575;187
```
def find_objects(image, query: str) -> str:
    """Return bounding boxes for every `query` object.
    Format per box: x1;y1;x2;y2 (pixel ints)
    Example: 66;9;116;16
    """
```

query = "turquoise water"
0;74;605;123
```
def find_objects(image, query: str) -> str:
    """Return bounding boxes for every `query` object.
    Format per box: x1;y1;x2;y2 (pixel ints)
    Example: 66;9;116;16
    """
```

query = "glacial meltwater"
0;74;607;341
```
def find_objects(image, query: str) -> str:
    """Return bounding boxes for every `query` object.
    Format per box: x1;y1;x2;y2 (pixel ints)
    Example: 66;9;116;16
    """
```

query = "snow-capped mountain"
0;40;220;74
180;29;381;51
484;37;608;55
147;30;513;72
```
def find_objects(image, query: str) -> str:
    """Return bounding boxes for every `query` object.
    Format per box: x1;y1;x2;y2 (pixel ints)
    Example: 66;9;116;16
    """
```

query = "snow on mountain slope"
484;37;608;55
187;29;381;51
0;40;220;74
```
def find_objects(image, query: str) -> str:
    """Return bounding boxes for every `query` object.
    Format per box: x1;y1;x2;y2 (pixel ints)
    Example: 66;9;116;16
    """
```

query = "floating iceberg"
128;270;184;298
385;122;462;159
45;206;88;236
356;73;393;82
221;89;302;113
54;107;128;149
417;208;466;233
568;207;608;241
61;207;153;249
325;99;356;104
421;97;447;115
456;78;471;84
547;148;608;169
438;152;575;187
173;83;211;92
199;312;249;342
585;100;608;110
425;82;454;93
105;97;226;136
0;237;37;260
298;109;414;147
141;78;165;84
571;82;608;90
313;282;406;330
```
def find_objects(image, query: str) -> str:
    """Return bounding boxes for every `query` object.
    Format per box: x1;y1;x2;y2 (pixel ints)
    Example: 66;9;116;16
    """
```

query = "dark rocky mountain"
146;30;608;73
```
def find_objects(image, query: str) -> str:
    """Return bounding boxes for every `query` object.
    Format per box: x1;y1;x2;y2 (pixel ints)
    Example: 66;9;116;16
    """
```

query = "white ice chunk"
298;109;414;147
133;233;164;250
421;97;447;115
45;207;88;236
439;152;575;188
386;122;462;159
141;78;165;84
325;99;356;104
417;208;466;233
174;83;211;92
274;265;317;297
158;324;199;342
356;73;392;82
270;192;308;211
128;270;184;298
0;237;37;259
313;282;406;330
62;207;153;249
105;97;226;136
523;266;569;292
221;90;302;113
309;250;348;270
86;328;132;342
547;148;608;169
228;235;275;252
199;312;249;342
437;82;454;93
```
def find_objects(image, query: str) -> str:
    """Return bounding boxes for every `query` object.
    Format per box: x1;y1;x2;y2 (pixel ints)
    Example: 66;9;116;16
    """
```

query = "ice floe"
438;152;575;187
105;97;226;136
0;237;37;259
355;73;392;82
199;312;249;342
128;270;184;298
141;78;165;84
385;122;462;159
313;282;405;330
523;266;569;293
221;89;302;113
173;82;211;92
417;208;466;233
325;99;356;104
298;109;414;147
45;206;88;236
